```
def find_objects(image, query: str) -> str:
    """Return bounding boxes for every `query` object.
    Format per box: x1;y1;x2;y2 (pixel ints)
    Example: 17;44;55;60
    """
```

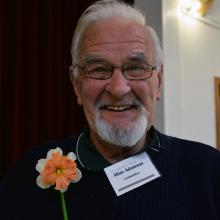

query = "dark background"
0;0;134;180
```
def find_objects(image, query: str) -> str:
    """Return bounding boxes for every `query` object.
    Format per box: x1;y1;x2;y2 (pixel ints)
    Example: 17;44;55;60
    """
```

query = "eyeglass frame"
74;62;157;81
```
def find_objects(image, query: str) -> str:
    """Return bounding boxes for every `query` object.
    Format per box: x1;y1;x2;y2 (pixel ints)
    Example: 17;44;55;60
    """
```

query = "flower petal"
36;159;47;173
42;171;57;184
55;175;70;191
47;147;63;159
67;152;77;161
36;175;52;189
71;168;82;183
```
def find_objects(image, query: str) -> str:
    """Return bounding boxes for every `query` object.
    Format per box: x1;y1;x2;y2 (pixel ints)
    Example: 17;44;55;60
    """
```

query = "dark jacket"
1;130;220;220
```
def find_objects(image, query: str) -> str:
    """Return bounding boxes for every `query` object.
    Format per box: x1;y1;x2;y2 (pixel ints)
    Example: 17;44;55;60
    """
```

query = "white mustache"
96;97;144;110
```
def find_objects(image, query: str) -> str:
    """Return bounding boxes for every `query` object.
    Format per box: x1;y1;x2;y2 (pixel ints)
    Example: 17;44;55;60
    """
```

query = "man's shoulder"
157;130;220;159
156;131;220;179
20;132;81;163
32;133;80;156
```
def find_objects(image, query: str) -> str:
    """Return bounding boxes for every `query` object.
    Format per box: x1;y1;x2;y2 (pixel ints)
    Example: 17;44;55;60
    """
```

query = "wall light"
180;0;214;16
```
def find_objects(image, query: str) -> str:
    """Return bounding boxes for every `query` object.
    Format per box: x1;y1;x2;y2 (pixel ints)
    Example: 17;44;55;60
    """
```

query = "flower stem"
60;192;68;220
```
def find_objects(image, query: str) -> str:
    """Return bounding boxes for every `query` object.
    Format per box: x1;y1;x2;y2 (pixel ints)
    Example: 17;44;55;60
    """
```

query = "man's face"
70;18;162;147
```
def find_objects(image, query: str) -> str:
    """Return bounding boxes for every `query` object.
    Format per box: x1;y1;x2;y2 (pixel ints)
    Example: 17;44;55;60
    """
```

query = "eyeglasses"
75;62;156;80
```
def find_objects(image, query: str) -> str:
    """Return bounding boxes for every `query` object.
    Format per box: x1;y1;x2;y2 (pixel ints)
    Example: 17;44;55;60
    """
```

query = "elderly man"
1;0;220;219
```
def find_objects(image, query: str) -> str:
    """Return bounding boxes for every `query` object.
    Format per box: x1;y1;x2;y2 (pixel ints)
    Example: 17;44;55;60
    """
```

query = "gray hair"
71;0;163;77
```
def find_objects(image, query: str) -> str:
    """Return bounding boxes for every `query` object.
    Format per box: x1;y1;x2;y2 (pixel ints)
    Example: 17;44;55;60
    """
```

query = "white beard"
95;107;148;147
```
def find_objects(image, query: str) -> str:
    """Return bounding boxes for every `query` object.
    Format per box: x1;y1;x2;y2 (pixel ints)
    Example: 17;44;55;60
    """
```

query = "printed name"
113;162;144;177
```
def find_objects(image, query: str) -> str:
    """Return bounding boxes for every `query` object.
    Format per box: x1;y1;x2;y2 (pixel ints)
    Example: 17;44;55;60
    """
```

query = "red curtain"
0;0;134;180
0;0;98;179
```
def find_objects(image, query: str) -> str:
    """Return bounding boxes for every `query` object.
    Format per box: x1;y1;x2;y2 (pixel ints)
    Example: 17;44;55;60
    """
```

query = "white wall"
163;0;220;147
136;0;220;147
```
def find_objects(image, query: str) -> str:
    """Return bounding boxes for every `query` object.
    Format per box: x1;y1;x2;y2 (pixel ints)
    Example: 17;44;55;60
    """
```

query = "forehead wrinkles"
79;20;155;63
82;25;151;46
80;47;154;66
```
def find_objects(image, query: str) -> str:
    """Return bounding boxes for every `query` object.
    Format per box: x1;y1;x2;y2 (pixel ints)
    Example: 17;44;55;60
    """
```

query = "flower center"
56;168;62;174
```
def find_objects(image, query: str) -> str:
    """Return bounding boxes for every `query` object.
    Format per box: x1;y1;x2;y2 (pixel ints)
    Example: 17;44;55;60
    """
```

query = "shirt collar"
76;126;161;171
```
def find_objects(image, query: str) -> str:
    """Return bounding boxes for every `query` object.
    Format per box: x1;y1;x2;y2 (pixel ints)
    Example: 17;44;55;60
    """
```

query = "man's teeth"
106;106;131;111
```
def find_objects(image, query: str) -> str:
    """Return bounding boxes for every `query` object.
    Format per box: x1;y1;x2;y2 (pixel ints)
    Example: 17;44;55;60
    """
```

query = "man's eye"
92;67;108;73
126;64;146;71
86;65;109;73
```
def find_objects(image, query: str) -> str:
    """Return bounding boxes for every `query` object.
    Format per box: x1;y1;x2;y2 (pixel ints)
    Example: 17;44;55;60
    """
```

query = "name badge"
104;152;161;196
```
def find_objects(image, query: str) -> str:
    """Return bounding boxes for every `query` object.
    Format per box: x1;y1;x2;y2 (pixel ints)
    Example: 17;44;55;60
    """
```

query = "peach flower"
36;147;82;192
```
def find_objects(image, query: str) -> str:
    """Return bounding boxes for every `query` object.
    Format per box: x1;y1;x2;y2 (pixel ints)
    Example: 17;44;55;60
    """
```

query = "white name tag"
104;152;161;196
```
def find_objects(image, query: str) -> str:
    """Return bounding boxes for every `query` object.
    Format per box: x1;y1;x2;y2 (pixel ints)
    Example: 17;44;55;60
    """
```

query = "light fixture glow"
180;0;214;16
192;1;202;11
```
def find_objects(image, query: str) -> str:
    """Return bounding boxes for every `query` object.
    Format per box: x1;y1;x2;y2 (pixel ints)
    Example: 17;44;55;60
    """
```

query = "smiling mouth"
101;105;135;111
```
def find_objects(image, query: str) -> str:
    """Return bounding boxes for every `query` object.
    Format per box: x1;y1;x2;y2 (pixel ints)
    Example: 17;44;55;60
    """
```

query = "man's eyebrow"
83;53;149;64
83;55;107;64
126;53;148;63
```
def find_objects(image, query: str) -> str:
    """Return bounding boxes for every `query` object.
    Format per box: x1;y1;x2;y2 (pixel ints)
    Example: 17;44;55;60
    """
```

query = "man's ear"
69;66;82;105
156;64;163;101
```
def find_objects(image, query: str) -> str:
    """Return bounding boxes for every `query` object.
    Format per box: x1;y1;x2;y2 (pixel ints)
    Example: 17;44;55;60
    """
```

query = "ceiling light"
180;0;214;16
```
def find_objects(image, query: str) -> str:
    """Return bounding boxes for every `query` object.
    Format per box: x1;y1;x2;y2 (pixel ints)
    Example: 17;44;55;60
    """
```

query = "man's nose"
105;69;131;98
